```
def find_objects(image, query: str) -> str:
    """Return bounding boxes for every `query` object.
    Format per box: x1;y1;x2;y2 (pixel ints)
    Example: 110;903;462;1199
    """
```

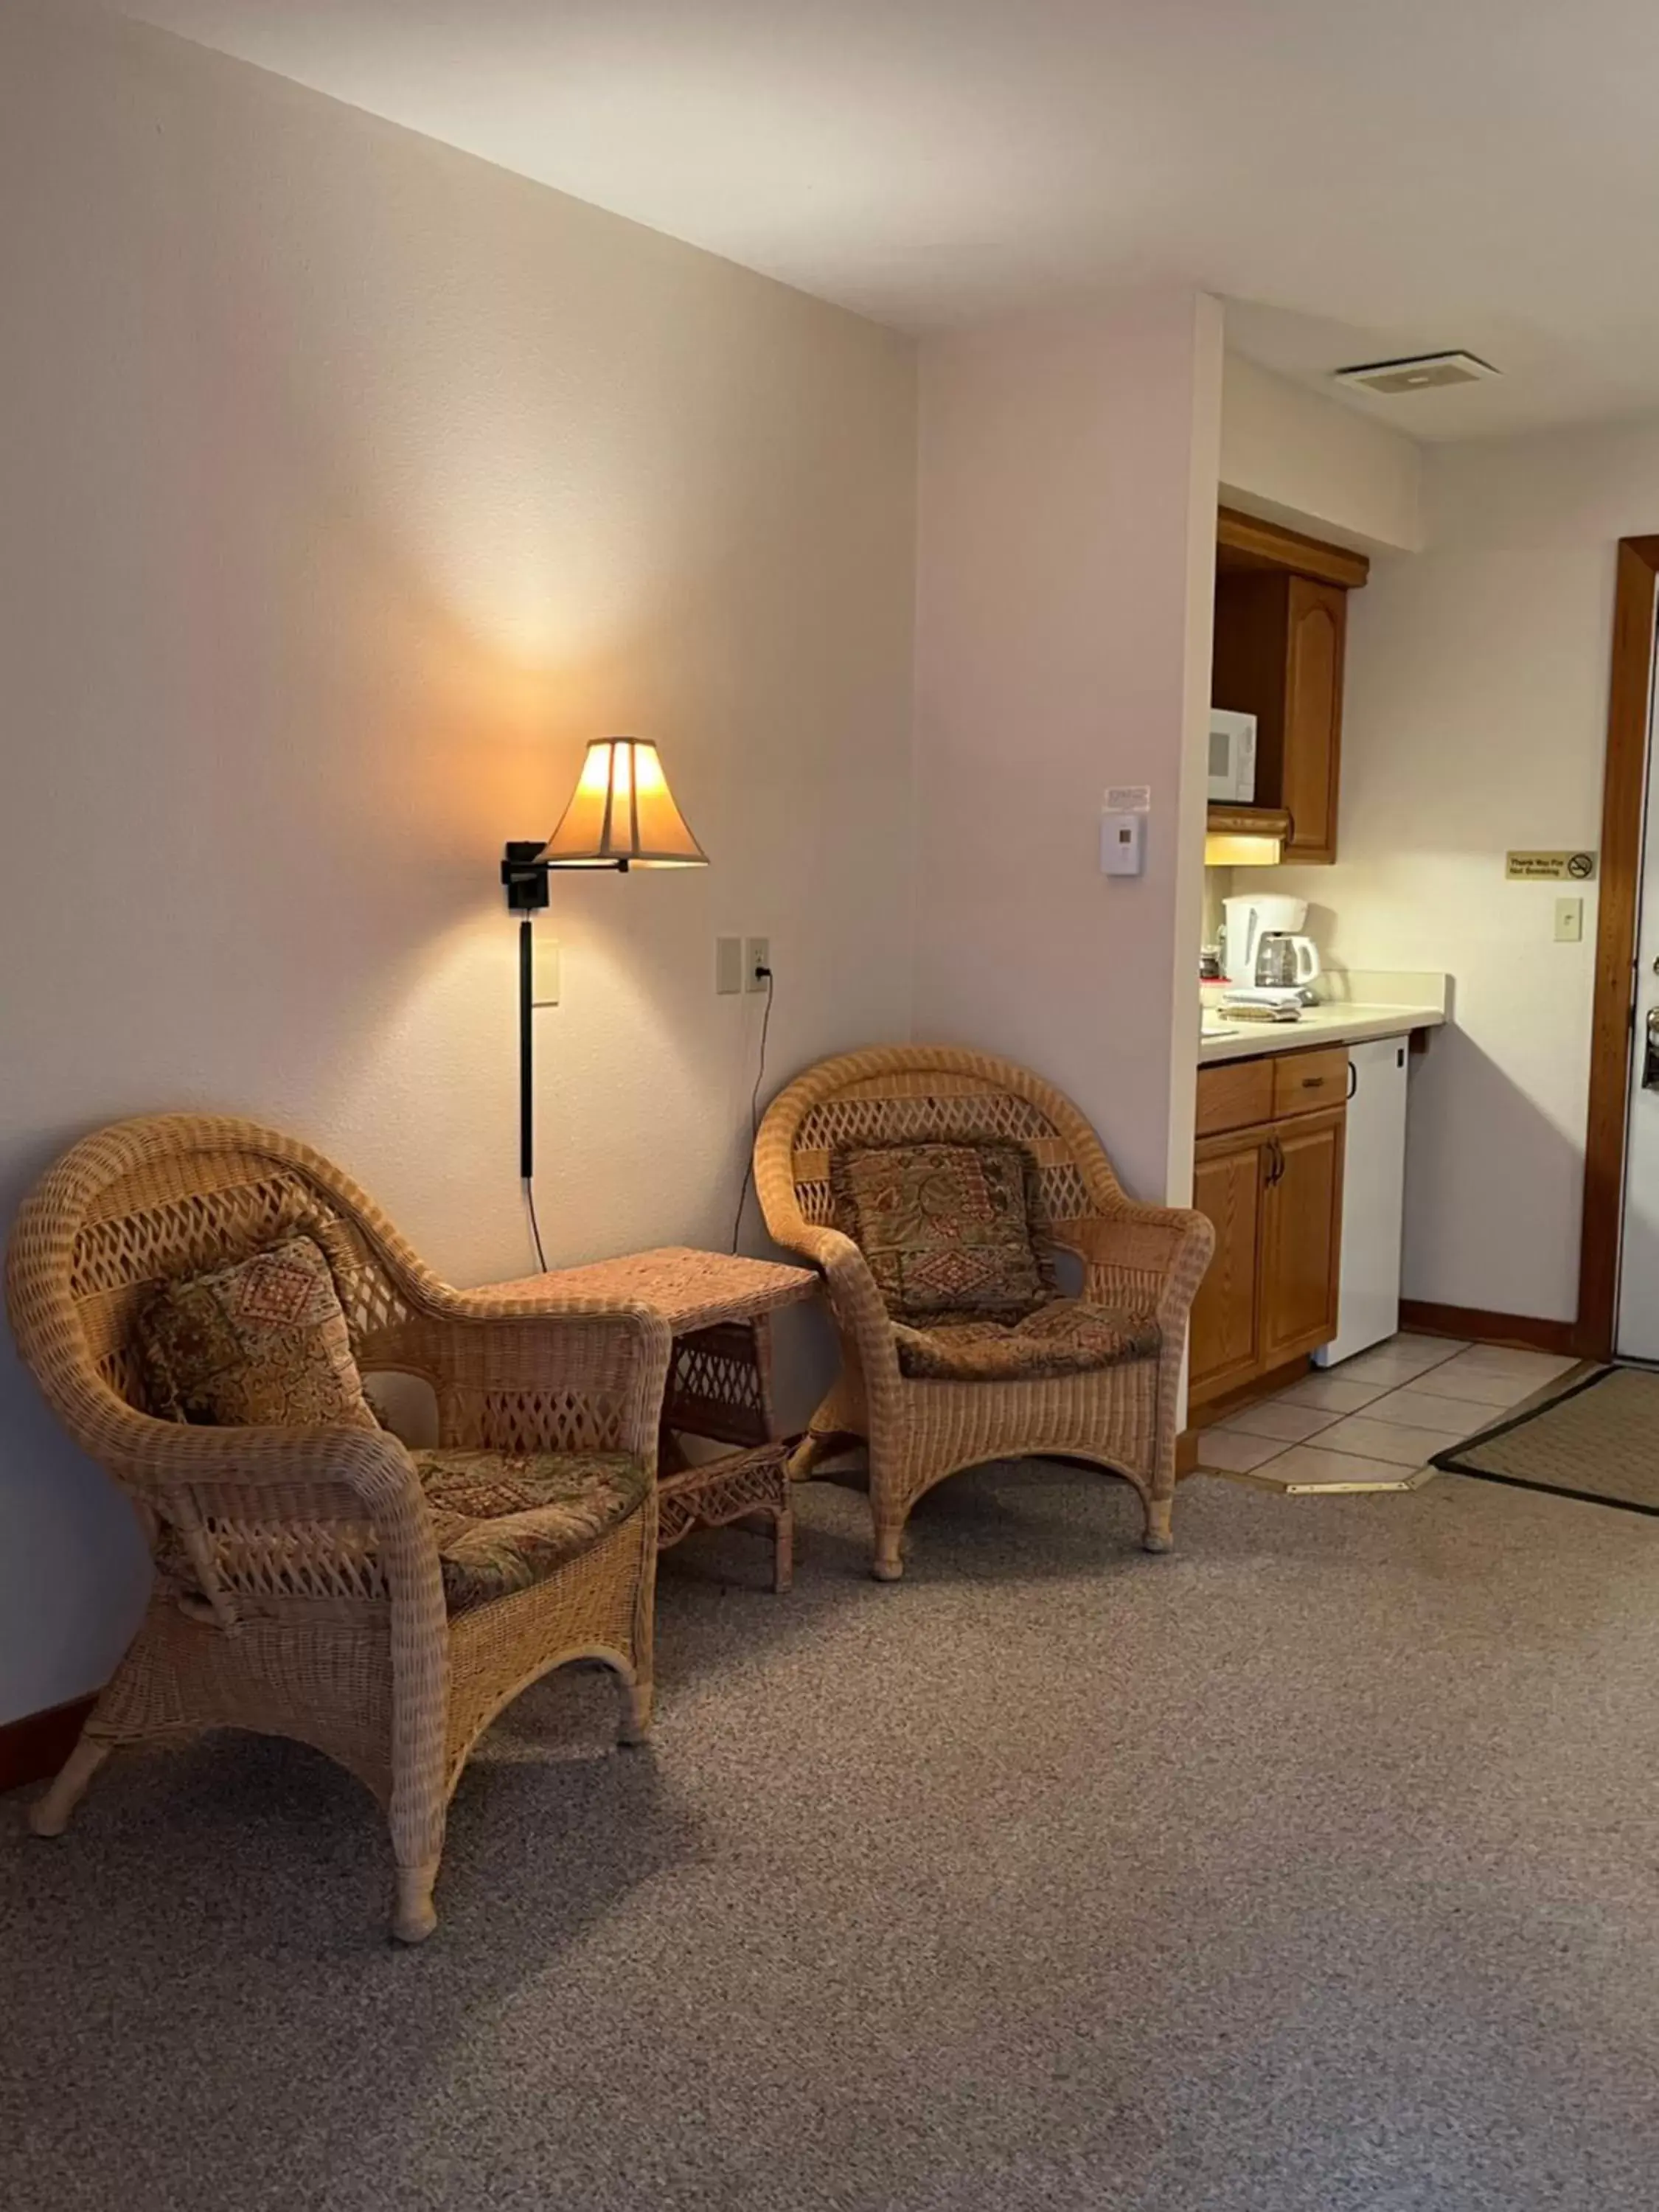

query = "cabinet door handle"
1265;1138;1284;1186
1346;1062;1358;1100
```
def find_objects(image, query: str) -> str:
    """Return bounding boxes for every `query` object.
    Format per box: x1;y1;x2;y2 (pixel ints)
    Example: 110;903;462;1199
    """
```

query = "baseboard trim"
1399;1301;1578;1357
1188;1357;1313;1429
0;1694;96;1796
1175;1427;1200;1478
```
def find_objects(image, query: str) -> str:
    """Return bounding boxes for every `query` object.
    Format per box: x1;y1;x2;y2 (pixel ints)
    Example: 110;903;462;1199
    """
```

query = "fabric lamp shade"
540;737;709;869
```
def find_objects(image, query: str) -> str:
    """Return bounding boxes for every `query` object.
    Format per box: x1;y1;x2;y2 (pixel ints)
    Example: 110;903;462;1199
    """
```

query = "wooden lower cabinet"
1189;1135;1269;1398
1256;1104;1346;1368
1189;1059;1347;1408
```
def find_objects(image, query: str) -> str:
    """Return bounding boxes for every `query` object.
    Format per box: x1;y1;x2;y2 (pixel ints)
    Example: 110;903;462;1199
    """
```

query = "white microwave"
1208;709;1257;804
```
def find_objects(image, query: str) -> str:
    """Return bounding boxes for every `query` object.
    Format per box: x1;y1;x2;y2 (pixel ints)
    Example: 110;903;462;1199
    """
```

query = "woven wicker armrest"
385;1291;673;1461
785;1224;901;1384
76;1401;446;1629
1075;1206;1215;1324
80;1396;422;1513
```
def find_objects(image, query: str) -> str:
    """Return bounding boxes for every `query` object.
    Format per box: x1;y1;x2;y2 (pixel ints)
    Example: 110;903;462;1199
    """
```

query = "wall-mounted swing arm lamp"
501;736;708;1186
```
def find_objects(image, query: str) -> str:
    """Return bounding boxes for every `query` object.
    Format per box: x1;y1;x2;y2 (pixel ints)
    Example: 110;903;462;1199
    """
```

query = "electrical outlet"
1554;897;1584;945
532;933;560;1006
714;936;743;995
745;936;771;992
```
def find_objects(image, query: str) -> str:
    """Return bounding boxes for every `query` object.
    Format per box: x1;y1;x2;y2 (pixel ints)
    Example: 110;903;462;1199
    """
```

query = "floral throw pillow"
829;1139;1056;1323
137;1234;379;1431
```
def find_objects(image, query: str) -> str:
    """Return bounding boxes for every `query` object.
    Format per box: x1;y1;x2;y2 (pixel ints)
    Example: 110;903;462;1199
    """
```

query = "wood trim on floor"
1175;1427;1200;1478
1576;535;1659;1363
1399;1301;1578;1357
0;1694;95;1797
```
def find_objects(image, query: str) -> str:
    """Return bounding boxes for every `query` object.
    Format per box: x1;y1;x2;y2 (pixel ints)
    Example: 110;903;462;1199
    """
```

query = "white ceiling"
117;0;1659;439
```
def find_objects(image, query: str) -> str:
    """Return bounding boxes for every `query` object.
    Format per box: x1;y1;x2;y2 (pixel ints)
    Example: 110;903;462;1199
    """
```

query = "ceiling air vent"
1332;352;1499;396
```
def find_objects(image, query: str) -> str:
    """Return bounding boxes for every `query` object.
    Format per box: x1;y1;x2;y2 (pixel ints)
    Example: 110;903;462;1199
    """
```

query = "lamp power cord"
519;956;775;1273
730;963;775;1253
523;1178;549;1273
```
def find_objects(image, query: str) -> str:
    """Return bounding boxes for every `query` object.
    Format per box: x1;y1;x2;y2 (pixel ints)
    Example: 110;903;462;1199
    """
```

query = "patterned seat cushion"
891;1300;1160;1382
137;1234;379;1431
830;1139;1057;1321
411;1447;651;1615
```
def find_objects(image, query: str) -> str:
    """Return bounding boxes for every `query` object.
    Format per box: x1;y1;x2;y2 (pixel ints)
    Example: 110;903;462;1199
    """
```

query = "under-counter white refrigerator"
1313;1036;1411;1367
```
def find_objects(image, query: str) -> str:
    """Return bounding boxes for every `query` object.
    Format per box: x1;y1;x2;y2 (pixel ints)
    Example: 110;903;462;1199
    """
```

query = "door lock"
1644;1007;1659;1091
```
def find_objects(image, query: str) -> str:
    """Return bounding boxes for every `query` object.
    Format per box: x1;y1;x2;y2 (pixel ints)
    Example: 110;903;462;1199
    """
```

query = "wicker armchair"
4;1115;670;1943
754;1046;1214;1579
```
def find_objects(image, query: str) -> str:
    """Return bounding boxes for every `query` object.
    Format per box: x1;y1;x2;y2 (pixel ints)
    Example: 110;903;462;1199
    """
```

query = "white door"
1617;667;1659;1360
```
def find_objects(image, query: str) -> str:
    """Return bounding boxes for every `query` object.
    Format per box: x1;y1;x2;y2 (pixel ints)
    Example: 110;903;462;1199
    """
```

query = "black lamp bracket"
503;841;627;1192
501;841;634;911
501;841;552;913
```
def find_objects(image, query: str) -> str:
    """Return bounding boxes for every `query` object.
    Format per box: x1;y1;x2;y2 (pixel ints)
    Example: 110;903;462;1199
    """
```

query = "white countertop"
1198;999;1446;1065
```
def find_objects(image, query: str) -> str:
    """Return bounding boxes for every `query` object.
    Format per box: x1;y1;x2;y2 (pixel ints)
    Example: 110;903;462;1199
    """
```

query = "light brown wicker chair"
4;1114;671;1943
754;1046;1214;1579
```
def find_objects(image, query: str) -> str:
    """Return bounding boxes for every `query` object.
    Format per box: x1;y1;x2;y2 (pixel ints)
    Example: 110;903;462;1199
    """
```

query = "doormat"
1432;1365;1659;1514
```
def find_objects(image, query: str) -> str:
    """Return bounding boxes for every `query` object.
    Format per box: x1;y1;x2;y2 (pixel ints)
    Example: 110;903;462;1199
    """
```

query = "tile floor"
1195;1332;1582;1494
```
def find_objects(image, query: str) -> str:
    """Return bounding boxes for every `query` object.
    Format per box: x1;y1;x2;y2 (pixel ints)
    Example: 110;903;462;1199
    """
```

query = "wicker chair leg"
773;1506;794;1595
1141;1492;1174;1554
786;1428;848;1484
616;1671;653;1747
386;1717;446;1943
392;1859;440;1945
871;1522;905;1582
29;1735;113;1838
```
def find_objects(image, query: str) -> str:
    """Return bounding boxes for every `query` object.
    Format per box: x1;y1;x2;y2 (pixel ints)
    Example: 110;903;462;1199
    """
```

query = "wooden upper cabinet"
1214;508;1369;591
1210;509;1365;866
1279;577;1346;863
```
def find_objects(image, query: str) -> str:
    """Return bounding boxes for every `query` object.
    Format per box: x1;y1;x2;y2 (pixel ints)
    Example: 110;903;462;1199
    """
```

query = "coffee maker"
1221;894;1322;998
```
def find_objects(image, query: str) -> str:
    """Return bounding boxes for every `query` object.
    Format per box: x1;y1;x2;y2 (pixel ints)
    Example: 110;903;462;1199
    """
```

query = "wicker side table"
487;1248;818;1592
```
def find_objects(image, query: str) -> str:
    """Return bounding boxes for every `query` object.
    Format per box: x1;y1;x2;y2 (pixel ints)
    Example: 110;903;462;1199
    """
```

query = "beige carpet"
4;1463;1659;2211
1436;1366;1659;1513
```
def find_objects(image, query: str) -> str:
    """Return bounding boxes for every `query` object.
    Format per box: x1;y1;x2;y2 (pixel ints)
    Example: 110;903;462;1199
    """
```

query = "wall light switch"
1554;897;1584;945
714;936;743;995
745;936;771;992
532;933;560;1006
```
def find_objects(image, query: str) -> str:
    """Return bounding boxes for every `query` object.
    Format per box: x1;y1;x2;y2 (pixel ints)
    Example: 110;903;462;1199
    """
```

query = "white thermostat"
1099;797;1147;877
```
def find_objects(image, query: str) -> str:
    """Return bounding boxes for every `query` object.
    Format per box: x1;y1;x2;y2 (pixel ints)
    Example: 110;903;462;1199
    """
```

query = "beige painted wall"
913;293;1224;1208
0;3;917;1722
1220;354;1425;557
1273;419;1659;1321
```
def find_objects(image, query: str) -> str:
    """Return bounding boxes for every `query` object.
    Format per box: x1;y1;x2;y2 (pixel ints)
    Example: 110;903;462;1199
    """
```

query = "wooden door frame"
1575;536;1659;1358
